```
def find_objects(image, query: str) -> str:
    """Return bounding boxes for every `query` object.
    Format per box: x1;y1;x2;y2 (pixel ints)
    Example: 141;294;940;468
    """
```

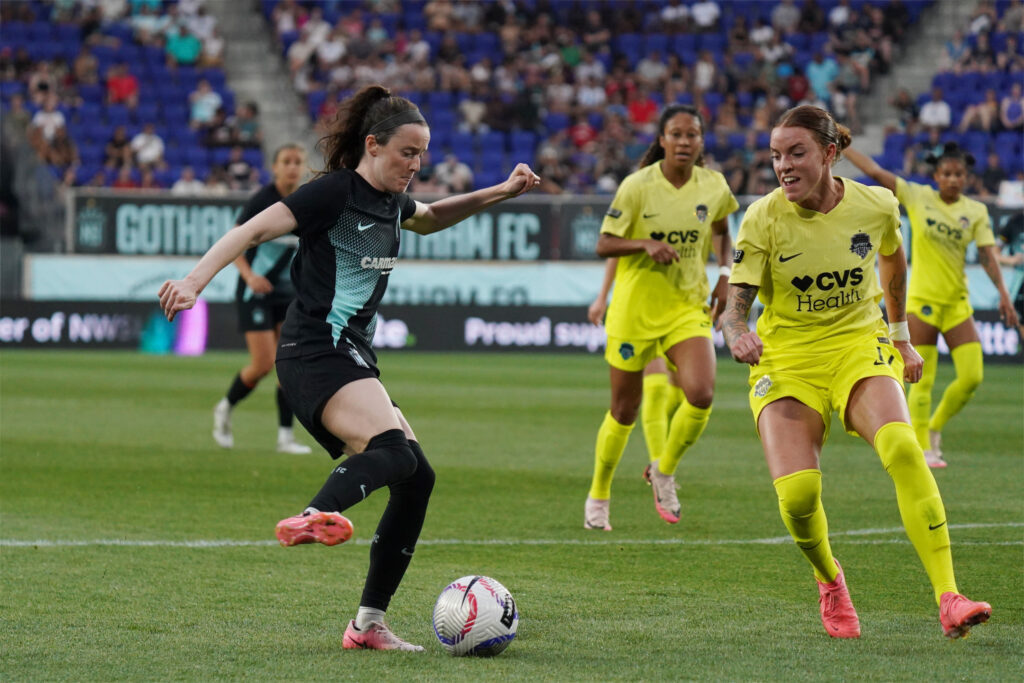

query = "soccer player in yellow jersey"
844;143;1018;468
588;258;680;473
721;105;991;640
584;105;738;530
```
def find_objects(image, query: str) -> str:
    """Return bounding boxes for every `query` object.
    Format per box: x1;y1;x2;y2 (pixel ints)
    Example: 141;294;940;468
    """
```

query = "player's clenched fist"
158;279;198;322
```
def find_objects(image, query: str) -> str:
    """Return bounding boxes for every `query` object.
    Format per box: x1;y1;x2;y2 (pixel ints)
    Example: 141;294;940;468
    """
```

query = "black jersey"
277;169;417;364
235;183;298;304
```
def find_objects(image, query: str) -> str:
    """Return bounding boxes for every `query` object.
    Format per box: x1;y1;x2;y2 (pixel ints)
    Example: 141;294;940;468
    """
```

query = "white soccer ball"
432;575;519;656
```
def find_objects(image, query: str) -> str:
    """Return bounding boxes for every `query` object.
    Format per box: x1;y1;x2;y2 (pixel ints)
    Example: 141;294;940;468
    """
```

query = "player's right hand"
587;299;607;325
158;279;197;322
645;239;679;264
729;331;763;366
246;274;274;294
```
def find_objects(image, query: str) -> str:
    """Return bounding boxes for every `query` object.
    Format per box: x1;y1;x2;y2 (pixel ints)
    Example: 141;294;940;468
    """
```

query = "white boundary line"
1;522;1021;549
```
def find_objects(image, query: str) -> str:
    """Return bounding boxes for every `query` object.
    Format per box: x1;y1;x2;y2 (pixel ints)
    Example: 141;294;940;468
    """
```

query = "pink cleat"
275;510;353;547
642;460;681;524
939;592;991;639
342;620;425;651
816;560;861;638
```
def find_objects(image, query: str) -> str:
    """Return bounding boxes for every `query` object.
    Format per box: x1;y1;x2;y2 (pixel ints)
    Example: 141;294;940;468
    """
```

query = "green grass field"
1;350;1021;681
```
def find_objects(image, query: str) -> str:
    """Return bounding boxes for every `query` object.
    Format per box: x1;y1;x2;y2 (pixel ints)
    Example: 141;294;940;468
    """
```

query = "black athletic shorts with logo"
275;347;381;459
237;298;291;333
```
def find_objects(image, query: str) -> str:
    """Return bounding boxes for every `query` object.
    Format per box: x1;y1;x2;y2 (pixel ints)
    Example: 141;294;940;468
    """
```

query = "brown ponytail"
775;105;851;165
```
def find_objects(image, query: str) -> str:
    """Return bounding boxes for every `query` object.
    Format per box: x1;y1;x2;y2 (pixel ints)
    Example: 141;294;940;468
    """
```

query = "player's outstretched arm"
158;202;297;321
878;245;923;382
843;147;898;195
402;163;541;235
721;284;763;366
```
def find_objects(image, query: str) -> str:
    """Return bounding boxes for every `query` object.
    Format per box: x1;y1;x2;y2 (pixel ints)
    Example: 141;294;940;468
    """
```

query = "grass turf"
1;350;1021;681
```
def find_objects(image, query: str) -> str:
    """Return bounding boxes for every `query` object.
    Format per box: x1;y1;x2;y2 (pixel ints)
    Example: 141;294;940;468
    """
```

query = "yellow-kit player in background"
584;104;738;530
844;143;1018;468
721;105;991;640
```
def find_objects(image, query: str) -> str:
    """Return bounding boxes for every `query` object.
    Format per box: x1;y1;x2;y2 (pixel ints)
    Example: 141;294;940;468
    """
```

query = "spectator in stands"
434;153;474;192
691;0;721;32
889;87;920;133
3;93;32;135
1001;0;1024;32
693;49;719;91
204;166;230;195
139;168;163;191
997;35;1024;71
316;26;347;72
111;166;139;189
965;31;996;70
186;5;218;43
43;126;79;168
28;94;66;151
166;25;203;67
287;25;317;76
189;79;223;130
771;0;801;34
272;0;305;37
828;0;852;30
1000;82;1024;132
171;166;206;196
973;152;1007;198
659;0;690;33
457;86;489;134
72;46;99;87
882;0;910;44
799;0;827;34
27;61;58;107
577;74;608;113
806;51;839;103
131;3;170;46
130;122;166;170
918;87;952;131
967;0;997;35
105;61;138;108
941;30;971;72
200;26;226;68
205;107;236;146
103;125;131;169
224;146;253;189
235;102;263;148
959;88;1001;133
636;51;669;90
581;10;612;53
627;85;659;135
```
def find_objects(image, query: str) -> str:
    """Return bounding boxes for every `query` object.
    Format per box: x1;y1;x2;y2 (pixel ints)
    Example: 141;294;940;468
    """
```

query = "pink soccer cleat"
643;460;681;524
816;560;861;638
939;592;991;639
275;510;353;547
342;620;425;651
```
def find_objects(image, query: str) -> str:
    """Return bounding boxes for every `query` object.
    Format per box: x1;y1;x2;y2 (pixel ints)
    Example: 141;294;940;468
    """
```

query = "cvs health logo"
650;230;700;244
791;267;865;312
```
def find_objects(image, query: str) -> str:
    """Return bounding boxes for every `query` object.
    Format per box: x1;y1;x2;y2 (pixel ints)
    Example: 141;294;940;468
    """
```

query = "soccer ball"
432;575;518;656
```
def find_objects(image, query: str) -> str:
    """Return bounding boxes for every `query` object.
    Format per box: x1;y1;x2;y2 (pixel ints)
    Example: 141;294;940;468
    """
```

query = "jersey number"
874;347;895;366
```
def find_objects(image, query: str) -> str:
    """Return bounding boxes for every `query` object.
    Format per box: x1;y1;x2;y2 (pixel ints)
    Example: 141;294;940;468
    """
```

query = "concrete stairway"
204;0;319;166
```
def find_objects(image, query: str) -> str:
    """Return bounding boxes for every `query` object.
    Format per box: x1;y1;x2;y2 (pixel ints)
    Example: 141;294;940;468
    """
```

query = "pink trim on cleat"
342;620;425;651
275;511;353;547
940;592;991;639
643;461;681;524
816;560;861;638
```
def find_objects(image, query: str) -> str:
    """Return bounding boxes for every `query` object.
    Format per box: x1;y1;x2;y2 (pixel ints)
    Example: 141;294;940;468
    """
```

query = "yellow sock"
874;422;958;603
588;412;635;500
641;374;680;463
929;342;983;433
657;397;710;475
908;345;938;450
773;469;837;583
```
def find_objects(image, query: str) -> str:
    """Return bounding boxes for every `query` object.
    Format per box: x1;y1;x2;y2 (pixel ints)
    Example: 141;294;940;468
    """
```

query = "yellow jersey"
602;163;738;339
895;177;995;304
730;179;902;351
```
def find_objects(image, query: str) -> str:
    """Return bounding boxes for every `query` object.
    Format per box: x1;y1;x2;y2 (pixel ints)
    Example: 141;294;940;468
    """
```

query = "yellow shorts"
908;296;973;334
748;324;905;440
605;306;712;373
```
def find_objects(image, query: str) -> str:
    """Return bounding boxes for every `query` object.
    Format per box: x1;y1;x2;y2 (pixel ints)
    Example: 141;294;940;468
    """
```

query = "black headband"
368;108;427;135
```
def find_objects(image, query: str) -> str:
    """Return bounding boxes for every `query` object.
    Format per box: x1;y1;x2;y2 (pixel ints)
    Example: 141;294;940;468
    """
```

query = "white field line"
1;522;1021;549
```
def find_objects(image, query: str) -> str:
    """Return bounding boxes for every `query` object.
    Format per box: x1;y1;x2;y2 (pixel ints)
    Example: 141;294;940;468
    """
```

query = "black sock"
360;440;435;611
308;429;417;514
225;373;254;406
276;387;294;428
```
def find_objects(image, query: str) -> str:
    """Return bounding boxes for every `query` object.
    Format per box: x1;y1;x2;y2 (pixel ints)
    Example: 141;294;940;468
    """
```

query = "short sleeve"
714;176;740;222
894;176;914;207
973;211;996;248
879;193;903;256
282;173;346;237
398;193;417;223
730;202;770;287
600;175;639;237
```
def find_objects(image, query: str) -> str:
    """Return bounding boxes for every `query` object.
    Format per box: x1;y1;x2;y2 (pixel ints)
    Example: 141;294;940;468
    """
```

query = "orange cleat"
939;592;991;639
275;510;353;547
816;560;861;638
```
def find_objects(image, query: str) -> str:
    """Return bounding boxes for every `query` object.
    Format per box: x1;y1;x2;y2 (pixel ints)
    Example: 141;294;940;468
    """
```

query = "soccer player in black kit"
212;143;313;454
159;85;540;651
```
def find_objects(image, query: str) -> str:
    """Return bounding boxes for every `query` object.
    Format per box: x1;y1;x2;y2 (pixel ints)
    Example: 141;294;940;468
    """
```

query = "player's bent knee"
773;469;822;519
874;422;922;472
366;428;418;481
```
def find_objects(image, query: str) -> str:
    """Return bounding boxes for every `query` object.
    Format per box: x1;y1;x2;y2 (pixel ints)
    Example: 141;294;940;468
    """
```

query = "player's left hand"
894;340;923;383
998;293;1020;329
501;163;541;198
709;276;729;324
158;279;198;322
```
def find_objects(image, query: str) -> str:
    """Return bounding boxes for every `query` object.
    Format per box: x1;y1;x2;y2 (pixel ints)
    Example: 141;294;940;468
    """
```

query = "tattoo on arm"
722;285;758;349
887;269;907;321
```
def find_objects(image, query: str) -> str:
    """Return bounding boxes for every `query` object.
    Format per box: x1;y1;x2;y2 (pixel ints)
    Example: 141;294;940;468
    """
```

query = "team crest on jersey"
754;375;772;398
959;216;970;231
849;232;872;258
619;342;635;360
694;204;708;223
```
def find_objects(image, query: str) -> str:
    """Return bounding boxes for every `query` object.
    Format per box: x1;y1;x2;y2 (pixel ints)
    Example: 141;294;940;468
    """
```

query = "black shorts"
237;298;291;333
276;348;381;459
1014;282;1024;320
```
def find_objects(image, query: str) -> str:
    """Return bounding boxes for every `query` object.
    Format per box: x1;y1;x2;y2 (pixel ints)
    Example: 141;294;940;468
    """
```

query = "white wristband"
719;265;731;278
889;321;910;342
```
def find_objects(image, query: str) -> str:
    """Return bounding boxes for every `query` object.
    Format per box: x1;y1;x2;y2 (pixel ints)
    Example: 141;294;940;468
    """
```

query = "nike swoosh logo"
357;222;375;231
643;213;658;218
779;253;803;262
929;521;947;530
360;484;367;499
401;547;414;557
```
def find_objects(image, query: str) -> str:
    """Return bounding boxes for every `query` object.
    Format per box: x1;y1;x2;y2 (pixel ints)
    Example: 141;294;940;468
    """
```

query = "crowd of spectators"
881;0;1024;202
269;0;912;195
0;0;265;195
